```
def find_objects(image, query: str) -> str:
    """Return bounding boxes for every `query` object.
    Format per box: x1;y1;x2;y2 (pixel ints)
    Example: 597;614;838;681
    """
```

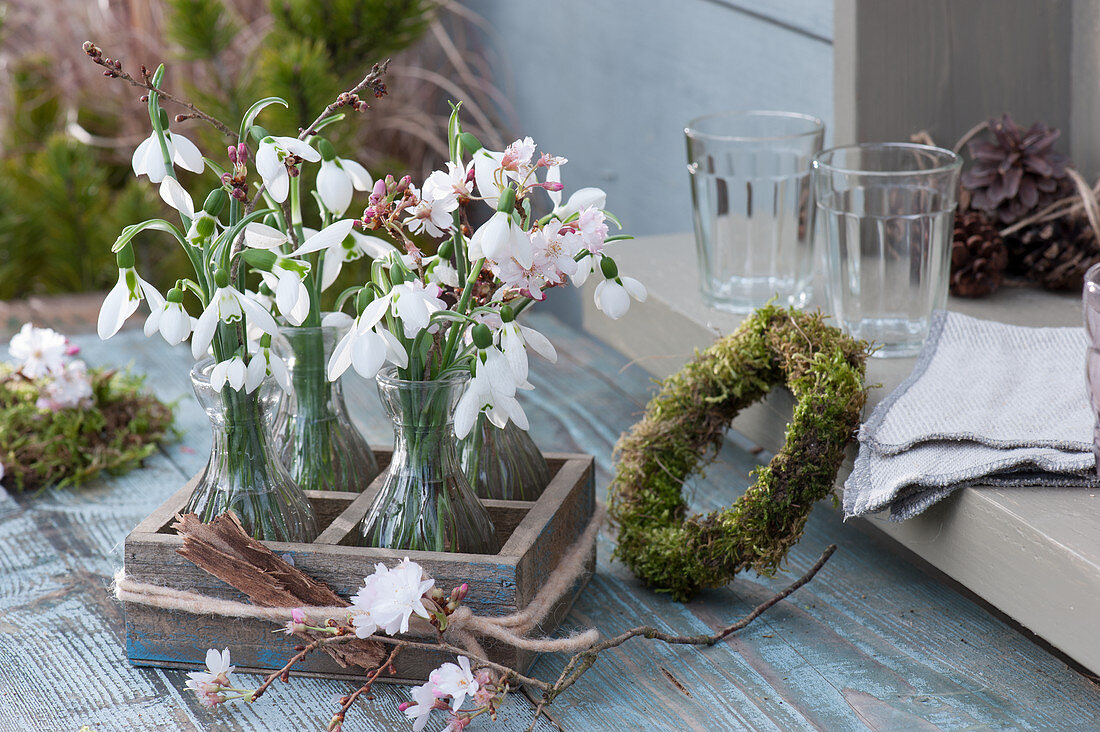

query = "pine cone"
950;209;1008;297
961;114;1072;225
1013;216;1100;291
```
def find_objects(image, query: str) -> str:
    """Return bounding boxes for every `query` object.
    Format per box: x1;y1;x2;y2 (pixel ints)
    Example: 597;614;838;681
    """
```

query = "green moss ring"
609;305;869;601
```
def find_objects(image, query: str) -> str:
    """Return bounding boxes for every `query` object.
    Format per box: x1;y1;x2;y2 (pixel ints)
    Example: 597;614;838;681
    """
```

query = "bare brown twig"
525;544;837;731
329;646;402;731
82;41;235;137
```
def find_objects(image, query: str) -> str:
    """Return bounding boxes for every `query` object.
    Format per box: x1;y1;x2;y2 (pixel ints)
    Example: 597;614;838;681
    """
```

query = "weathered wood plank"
6;312;1100;731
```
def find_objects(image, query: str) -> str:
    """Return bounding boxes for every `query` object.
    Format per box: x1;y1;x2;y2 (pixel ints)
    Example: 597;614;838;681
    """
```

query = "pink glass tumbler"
1084;263;1100;475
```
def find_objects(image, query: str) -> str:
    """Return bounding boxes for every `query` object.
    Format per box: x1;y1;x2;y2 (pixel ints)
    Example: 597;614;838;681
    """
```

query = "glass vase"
360;368;498;553
270;321;380;492
459;413;552;500
184;357;318;543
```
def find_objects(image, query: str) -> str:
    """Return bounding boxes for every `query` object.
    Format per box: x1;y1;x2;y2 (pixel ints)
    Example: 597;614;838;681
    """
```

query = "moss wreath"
609;304;869;600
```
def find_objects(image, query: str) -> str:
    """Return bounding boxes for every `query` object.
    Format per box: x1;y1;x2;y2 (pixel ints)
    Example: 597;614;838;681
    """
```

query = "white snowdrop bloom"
209;355;248;392
191;282;279;359
131;129;204;183
98;267;164;340
593;276;647;320
453;347;527;439
317;156;372;215
144;291;193;346
255;135;321;203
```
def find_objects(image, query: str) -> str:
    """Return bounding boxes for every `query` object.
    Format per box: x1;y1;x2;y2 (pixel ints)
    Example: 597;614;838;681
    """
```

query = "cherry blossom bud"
236;143;249;164
227;145;238;165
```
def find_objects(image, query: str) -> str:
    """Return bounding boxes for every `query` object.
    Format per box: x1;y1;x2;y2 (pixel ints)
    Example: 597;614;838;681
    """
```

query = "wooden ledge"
577;231;1100;673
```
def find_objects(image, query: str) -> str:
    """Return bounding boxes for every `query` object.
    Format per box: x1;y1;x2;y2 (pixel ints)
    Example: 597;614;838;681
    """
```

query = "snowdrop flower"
468;211;532;268
454;342;527;439
191;273;280;359
185;648;234;709
9;323;68;378
131;129;204;183
255;135;321;203
144;288;193;346
401;682;441;732
246;338;291;394
320;230;394;290
265;258;312;326
429;656;479;713
352;280;446;341
327;319;406;381
472;148;507;208
553;187;607;220
36;360;93;411
98;259;164;340
571;252;600;288
499;317;557;385
316;140;372;215
210;355;248;392
593;258;647;320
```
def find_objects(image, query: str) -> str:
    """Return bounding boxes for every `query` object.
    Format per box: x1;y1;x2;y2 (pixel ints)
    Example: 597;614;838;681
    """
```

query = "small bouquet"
322;105;647;551
85;40;646;550
0;323;173;491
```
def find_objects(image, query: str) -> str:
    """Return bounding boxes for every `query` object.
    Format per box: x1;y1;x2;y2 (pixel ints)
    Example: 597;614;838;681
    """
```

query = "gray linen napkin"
843;310;1100;521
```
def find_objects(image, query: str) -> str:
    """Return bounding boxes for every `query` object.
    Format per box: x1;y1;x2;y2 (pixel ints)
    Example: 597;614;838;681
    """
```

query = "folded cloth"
844;310;1100;521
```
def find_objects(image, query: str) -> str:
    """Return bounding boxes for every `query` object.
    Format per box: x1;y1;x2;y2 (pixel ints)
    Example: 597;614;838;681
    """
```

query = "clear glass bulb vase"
270;321;380;492
459;413;552;500
184;357;318;543
360;368;498;553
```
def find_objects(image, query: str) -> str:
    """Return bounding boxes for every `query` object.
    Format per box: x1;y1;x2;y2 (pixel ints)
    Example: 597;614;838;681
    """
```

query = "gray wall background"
463;0;834;238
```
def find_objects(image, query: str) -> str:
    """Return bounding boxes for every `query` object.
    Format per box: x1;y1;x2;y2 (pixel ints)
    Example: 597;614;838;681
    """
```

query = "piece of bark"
173;511;385;671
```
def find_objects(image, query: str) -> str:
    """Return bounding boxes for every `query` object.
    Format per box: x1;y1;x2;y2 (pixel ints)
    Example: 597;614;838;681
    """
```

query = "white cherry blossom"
429;656;479;713
184;648;234;709
9;323;68;378
36;360;93;411
402;681;440;732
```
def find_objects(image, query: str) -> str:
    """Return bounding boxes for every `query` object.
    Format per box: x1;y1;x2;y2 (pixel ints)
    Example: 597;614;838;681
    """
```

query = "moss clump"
0;367;175;491
609;304;868;600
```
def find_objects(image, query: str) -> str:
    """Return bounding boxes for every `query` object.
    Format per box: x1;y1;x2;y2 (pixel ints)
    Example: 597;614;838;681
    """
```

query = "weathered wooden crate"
123;449;596;682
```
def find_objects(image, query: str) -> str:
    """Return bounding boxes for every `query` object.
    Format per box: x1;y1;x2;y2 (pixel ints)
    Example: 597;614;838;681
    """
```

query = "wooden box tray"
122;449;596;682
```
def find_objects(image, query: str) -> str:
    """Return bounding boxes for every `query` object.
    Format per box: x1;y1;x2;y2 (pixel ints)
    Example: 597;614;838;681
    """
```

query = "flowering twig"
329;646;402;731
81;42;235;137
250;636;330;703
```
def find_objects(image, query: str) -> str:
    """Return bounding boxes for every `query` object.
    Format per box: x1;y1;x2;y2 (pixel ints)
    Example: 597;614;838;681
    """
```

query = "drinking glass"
1083;263;1100;475
685;111;824;313
813;143;961;357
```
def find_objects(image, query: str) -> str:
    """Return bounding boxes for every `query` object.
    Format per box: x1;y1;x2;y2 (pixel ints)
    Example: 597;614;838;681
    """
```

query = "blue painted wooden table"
2;308;1099;731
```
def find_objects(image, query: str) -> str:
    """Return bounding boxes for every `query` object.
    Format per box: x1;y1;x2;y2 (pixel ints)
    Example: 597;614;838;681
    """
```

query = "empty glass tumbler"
685;111;824;312
813;143;961;357
1083;263;1100;475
